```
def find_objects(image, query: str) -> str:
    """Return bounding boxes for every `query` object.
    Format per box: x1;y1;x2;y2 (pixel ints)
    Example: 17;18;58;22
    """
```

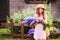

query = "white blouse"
34;14;47;24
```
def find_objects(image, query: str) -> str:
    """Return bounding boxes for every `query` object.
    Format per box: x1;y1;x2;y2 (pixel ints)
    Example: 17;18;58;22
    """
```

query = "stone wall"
51;2;60;20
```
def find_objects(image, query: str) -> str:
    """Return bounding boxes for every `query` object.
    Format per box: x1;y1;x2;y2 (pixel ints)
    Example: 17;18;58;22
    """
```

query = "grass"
0;28;60;40
0;35;60;40
0;36;33;40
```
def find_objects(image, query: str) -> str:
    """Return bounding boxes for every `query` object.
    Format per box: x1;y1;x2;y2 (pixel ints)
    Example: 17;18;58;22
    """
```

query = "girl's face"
39;8;44;14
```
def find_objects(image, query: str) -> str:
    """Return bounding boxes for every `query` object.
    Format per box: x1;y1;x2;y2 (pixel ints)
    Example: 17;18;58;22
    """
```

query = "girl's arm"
42;14;47;24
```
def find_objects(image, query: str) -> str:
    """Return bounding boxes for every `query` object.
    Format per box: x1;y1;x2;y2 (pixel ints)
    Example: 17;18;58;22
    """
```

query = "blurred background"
0;0;60;40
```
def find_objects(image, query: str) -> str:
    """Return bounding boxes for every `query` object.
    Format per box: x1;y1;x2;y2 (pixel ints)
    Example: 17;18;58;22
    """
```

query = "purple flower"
28;29;34;36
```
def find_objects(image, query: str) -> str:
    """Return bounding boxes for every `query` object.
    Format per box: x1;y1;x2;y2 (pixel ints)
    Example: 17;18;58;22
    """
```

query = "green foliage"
56;17;60;29
46;4;53;25
56;17;60;22
7;16;10;23
10;12;21;23
10;7;35;23
22;7;35;18
0;28;10;35
13;26;21;34
47;10;53;25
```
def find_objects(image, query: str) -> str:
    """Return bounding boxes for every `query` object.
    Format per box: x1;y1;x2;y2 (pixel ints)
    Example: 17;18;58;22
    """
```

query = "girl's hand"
41;19;47;24
36;19;39;22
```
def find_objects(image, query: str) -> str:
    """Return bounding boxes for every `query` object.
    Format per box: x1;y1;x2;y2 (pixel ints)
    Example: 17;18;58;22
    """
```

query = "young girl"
34;4;47;40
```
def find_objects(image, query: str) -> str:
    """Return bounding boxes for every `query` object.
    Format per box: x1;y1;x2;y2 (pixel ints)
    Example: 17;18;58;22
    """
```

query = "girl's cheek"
39;9;43;13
